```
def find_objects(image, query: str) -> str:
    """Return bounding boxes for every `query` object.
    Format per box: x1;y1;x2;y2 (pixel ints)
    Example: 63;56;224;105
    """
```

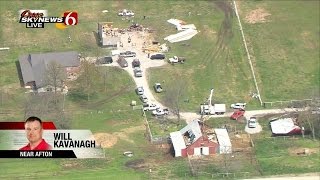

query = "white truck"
118;9;135;16
168;56;186;64
152;108;169;116
200;89;226;115
143;103;160;111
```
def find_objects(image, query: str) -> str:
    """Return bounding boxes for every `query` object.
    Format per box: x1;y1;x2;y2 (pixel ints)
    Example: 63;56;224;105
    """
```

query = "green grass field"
239;0;320;101
0;0;319;179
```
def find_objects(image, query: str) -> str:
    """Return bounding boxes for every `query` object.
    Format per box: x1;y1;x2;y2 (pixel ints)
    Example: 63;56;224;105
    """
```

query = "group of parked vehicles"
135;86;169;116
114;48;255;123
229;102;257;128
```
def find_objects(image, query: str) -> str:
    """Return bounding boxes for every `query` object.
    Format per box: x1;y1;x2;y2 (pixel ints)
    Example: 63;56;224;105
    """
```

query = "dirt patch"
301;31;317;49
125;159;148;171
245;8;271;24
288;147;319;156
232;133;252;151
62;160;81;169
93;125;144;148
94;133;118;148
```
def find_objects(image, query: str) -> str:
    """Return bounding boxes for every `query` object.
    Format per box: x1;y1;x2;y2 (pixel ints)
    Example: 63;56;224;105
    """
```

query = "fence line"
263;98;313;108
233;0;263;106
142;110;170;144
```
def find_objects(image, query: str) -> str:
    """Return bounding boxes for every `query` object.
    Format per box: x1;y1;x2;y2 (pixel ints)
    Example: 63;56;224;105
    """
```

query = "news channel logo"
18;9;78;30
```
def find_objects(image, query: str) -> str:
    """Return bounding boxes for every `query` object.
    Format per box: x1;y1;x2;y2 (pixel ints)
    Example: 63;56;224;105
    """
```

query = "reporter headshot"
20;116;52;150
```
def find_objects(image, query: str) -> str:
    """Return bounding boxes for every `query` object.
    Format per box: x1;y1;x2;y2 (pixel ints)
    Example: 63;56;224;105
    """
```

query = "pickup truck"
231;103;246;110
143;103;160;111
168;56;186;64
118;9;134;16
152;108;169;116
120;51;136;58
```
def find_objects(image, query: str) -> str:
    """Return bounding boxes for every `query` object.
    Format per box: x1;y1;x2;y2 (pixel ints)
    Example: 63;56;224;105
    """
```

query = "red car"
231;109;245;120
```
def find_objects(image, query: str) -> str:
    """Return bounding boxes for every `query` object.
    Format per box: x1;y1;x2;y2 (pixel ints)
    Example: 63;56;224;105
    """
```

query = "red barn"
170;119;218;157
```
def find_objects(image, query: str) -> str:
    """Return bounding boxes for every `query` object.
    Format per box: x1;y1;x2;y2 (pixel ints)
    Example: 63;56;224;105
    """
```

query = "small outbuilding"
270;118;302;135
214;128;232;154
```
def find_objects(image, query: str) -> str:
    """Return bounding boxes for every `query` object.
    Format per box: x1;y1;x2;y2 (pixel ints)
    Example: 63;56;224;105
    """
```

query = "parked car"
150;53;165;60
143;103;160;111
139;95;148;103
248;117;257;128
135;86;144;95
168;56;186;64
231;103;246;110
97;56;113;64
154;83;163;93
120;51;136;57
117;56;128;67
134;67;142;77
230;109;245;120
132;59;140;68
152;108;169;116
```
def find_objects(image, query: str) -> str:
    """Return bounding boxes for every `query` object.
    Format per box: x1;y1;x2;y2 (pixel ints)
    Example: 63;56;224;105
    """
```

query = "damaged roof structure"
170;119;232;157
270;118;302;135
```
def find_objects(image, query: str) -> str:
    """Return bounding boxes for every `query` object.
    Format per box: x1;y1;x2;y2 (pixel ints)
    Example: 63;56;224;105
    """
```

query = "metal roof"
214;128;232;147
270;118;299;134
170;131;186;151
179;119;202;143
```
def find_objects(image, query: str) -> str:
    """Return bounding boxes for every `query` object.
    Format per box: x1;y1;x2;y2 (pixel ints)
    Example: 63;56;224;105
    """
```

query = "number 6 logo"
64;11;78;26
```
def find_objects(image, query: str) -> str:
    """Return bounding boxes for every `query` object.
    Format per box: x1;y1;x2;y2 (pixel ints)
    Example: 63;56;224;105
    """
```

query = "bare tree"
45;61;66;95
164;78;188;124
23;93;70;128
77;59;100;101
298;99;320;140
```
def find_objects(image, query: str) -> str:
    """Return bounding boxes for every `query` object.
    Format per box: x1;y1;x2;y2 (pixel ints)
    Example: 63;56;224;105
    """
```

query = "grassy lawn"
250;114;320;176
238;0;320;101
146;113;187;137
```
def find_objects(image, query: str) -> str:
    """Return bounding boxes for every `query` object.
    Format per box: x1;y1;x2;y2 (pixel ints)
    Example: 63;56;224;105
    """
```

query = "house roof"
19;55;34;85
214;128;232;147
170;131;186;151
179;119;202;143
270;118;301;134
19;51;79;88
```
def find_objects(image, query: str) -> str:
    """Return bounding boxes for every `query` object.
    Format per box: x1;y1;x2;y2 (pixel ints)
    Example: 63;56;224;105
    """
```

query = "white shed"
170;131;186;157
214;128;232;154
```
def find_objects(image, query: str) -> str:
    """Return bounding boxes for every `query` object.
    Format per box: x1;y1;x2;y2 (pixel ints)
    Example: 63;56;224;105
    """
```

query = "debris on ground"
123;151;134;157
164;19;199;43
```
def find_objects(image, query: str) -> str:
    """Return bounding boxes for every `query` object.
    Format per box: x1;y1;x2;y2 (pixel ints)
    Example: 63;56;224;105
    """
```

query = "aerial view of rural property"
0;0;319;179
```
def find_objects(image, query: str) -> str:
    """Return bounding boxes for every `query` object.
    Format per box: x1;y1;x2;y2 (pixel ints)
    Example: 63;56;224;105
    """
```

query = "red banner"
0;122;56;130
